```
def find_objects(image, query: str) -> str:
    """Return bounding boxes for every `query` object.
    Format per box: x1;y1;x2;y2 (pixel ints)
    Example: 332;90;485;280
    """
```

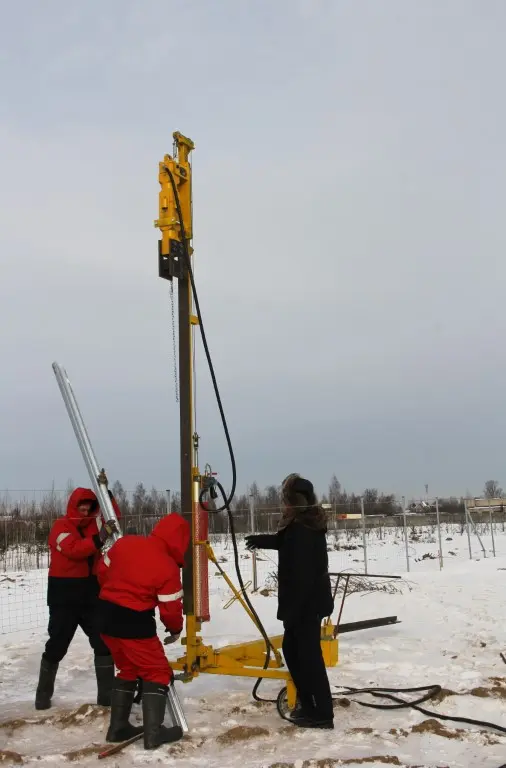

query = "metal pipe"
166;681;189;733
360;497;368;574
467;506;486;557
250;491;258;591
465;501;472;559
435;497;443;570
489;499;496;557
402;496;410;572
52;362;120;541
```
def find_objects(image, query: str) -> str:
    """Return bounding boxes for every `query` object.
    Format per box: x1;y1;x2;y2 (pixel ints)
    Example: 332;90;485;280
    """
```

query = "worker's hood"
66;487;99;528
150;514;190;566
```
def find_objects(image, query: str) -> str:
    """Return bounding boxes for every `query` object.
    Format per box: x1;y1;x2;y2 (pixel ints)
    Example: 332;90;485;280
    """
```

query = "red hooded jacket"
97;513;190;639
47;487;121;606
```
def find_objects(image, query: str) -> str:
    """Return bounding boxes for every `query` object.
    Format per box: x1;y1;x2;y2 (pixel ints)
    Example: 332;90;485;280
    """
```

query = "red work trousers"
101;634;172;685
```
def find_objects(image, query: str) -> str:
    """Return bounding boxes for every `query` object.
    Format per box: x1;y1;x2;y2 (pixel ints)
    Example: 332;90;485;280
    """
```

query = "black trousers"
44;603;110;664
282;616;333;721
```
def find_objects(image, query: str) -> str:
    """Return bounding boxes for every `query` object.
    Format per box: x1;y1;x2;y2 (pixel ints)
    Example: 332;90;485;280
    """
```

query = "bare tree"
484;480;503;499
112;481;129;514
363;488;379;505
169;491;181;513
264;485;281;510
249;482;260;502
328;475;342;506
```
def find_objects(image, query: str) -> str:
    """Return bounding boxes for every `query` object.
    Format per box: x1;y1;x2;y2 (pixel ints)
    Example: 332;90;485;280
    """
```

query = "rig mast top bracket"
155;131;194;282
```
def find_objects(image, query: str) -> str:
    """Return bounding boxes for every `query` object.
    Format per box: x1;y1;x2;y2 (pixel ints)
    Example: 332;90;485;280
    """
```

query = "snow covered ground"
1;532;506;767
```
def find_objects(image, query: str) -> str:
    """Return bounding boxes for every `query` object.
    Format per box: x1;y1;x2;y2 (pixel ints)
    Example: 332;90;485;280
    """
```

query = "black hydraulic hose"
337;685;506;734
338;684;442;710
165;168;276;699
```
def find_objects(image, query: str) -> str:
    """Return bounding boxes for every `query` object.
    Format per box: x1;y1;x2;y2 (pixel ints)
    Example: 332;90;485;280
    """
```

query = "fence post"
402;496;410;572
466;504;487;557
464;500;472;559
166;489;171;514
488;498;496;557
360;496;368;574
249;492;258;591
435;497;443;570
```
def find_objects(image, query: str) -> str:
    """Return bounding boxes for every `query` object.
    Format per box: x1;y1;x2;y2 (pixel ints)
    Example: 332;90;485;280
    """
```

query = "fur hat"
282;473;316;508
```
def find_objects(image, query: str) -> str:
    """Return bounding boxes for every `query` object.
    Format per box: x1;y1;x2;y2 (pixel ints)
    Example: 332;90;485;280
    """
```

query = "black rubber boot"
290;704;309;723
105;678;144;743
141;681;183;750
35;656;59;711
289;694;313;723
293;715;334;729
95;655;114;707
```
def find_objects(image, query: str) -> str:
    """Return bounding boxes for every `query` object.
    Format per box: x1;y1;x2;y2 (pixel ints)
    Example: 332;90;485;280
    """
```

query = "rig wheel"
276;687;291;720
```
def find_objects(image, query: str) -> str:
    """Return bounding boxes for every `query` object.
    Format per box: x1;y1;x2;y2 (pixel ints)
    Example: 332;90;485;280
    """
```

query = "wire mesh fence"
2;491;506;634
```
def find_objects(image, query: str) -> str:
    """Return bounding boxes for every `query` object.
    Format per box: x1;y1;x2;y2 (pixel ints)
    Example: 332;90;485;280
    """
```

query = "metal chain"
170;281;179;402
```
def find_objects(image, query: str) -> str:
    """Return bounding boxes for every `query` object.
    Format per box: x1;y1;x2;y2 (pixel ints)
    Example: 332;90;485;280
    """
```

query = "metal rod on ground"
488;499;496;557
360;496;368;574
465;500;472;560
402;496;410;572
52;362;120;541
250;491;258;591
435;497;443;570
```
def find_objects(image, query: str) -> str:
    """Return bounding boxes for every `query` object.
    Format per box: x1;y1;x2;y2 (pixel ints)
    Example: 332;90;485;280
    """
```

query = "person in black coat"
246;474;334;729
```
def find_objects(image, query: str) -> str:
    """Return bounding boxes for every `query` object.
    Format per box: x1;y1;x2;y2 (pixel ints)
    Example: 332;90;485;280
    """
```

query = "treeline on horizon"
3;474;500;521
1;476;502;549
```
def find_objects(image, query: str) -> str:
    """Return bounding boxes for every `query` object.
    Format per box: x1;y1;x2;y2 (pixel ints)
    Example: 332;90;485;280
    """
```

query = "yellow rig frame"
155;132;338;710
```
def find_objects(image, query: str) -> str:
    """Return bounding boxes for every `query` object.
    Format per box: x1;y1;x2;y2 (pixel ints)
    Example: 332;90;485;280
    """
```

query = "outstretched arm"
245;533;280;551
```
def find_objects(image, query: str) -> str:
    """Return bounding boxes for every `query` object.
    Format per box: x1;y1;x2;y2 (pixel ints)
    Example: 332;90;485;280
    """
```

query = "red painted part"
101;634;172;684
195;502;210;622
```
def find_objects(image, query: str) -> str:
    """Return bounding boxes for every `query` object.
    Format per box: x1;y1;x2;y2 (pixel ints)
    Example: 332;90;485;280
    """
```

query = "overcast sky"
1;0;505;500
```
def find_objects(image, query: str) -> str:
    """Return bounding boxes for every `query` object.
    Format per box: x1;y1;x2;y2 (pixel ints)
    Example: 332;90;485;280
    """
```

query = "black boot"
35;656;59;711
95;655;114;707
293;715;334;729
289;694;314;723
105;678;144;743
141;681;183;750
292;717;334;730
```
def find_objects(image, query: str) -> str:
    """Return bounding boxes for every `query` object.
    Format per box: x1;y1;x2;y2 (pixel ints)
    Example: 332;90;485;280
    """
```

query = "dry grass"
216;725;269;745
411;719;462;739
430;687;458;703
0;703;108;734
0;751;23;765
167;735;207;756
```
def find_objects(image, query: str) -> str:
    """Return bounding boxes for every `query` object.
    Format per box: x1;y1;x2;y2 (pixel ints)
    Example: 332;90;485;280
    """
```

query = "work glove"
245;535;260;552
164;631;181;645
98;519;119;544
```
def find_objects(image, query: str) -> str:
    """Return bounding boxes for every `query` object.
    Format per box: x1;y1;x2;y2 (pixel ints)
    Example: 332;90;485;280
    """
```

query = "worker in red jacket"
35;487;120;711
97;513;190;749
